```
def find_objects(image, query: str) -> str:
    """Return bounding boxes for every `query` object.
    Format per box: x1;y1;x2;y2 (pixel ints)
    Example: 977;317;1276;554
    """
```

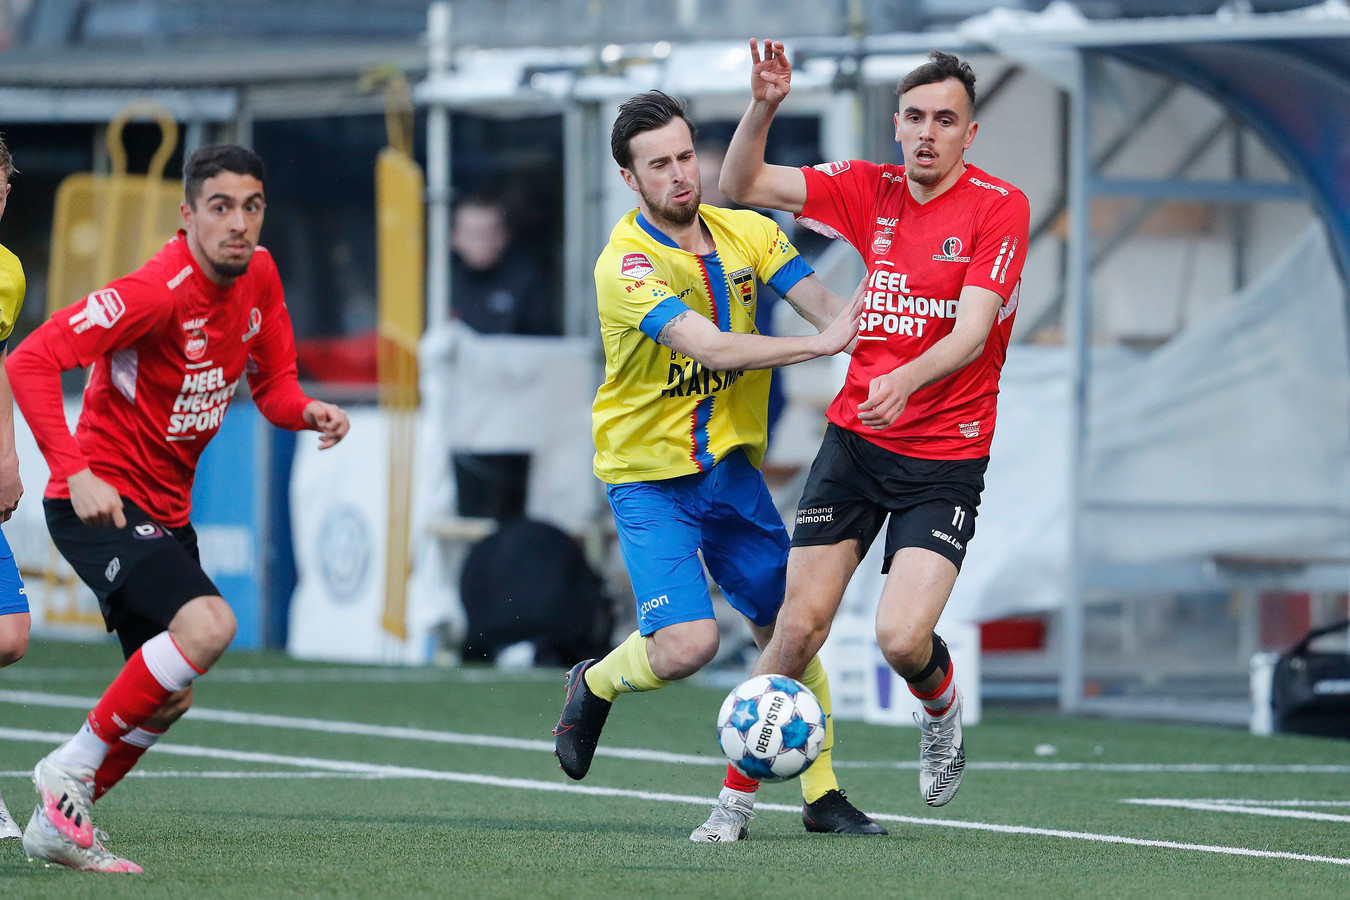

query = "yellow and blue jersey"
0;242;25;615
0;242;24;350
592;205;811;484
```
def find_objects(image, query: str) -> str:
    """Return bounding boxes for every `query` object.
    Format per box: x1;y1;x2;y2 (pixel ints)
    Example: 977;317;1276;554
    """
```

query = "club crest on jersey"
242;307;262;342
620;253;654;280
729;267;755;308
185;329;208;361
69;289;126;334
872;228;894;255
813;160;851;177
932;236;971;263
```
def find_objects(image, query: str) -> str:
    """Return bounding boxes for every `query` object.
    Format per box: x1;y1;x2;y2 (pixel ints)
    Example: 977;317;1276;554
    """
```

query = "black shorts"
44;497;220;658
791;423;988;572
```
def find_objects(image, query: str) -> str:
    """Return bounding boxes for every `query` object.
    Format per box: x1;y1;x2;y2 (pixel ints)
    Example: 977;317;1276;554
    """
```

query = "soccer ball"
716;674;826;783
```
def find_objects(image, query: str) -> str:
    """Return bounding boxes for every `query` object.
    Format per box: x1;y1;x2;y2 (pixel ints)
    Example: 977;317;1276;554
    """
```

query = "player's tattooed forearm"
657;310;692;347
785;297;808;319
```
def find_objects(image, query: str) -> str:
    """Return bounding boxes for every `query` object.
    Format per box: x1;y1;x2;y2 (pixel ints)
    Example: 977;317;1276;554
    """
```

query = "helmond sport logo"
933;236;971;263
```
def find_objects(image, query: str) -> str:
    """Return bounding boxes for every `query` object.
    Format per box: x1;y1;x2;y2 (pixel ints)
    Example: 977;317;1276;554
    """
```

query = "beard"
906;165;942;186
207;251;253;280
639;181;701;228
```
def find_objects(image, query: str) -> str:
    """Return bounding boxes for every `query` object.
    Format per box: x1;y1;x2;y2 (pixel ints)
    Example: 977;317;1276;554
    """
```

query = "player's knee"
771;611;831;662
0;634;27;667
651;621;719;679
199;595;237;647
876;624;931;675
0;617;29;667
171;595;237;664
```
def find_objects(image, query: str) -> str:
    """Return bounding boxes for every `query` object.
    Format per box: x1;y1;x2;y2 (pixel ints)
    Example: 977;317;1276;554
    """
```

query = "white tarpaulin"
941;222;1349;623
1083;222;1350;564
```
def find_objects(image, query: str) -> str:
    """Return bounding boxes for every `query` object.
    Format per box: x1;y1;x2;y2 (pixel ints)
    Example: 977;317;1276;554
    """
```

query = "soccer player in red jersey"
721;43;1029;808
6;145;349;872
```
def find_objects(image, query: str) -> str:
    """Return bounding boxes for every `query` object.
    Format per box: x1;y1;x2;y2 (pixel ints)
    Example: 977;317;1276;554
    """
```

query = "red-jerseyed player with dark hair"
6;144;349;872
720;43;1028;813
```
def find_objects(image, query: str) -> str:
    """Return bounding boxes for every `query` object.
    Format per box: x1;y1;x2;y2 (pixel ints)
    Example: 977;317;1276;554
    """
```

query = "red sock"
87;633;203;745
910;664;956;717
93;727;164;802
723;764;760;794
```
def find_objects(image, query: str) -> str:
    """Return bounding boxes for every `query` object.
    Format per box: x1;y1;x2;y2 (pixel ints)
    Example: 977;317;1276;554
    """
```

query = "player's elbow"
718;169;748;204
683;335;738;372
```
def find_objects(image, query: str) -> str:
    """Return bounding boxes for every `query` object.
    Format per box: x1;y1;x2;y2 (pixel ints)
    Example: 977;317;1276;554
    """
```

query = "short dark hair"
896;50;977;113
610;90;698;169
183;144;266;206
0;133;14;181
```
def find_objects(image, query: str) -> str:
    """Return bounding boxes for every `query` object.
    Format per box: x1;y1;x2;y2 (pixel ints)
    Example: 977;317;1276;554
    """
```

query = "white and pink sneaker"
23;807;142;873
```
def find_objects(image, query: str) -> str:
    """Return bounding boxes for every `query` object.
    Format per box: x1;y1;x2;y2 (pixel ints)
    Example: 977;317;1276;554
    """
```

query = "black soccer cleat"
802;790;888;835
552;659;612;780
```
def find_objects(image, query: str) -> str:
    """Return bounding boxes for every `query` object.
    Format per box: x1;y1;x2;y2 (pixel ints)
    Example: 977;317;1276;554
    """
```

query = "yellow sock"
583;630;670;702
798;654;840;804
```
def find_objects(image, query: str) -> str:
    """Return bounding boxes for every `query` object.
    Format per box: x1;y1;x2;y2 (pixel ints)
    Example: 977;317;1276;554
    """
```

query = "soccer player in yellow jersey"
553;91;885;841
0;134;32;843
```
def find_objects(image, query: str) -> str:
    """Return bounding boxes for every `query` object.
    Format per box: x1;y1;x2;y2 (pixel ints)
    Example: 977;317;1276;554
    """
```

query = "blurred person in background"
5;144;349;873
0;133;32;845
721;42;1029;809
450;193;560;335
553;90;886;842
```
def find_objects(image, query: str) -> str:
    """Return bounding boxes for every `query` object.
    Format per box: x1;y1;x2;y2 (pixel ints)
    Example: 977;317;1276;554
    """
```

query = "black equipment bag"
1271;618;1350;739
459;518;614;667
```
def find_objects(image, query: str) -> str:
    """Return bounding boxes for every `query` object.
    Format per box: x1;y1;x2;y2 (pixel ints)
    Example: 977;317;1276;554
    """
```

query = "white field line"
1203;799;1350;807
2;767;389;780
5;690;1350;775
1;666;553;684
1;725;1347;868
1123;798;1350;824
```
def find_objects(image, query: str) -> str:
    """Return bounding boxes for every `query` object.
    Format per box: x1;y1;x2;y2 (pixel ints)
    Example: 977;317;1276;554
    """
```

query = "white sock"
51;722;112;772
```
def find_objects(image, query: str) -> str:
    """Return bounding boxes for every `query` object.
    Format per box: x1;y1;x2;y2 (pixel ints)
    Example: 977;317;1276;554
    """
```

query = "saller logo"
620;253;654;279
813;160;851;177
69;289;126;334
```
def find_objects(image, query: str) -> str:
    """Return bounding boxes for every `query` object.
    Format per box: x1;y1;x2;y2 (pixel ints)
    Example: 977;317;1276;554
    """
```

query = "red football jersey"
9;232;310;526
800;161;1029;459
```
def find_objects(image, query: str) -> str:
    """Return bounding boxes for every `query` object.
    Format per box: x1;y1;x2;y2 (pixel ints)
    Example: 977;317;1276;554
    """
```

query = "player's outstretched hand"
0;455;21;522
816;279;866;356
67;468;126;528
304;400;350;450
749;39;792;105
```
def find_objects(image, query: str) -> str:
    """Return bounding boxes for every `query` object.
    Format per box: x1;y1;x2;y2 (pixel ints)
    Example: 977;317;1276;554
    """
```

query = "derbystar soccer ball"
716;674;826;783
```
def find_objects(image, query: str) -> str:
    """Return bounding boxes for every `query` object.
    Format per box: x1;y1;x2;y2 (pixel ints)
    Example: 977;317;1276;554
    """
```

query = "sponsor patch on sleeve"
68;288;127;334
812;160;851;177
620;252;655;280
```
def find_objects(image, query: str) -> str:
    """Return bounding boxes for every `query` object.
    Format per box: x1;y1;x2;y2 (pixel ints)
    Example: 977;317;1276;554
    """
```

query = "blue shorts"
607;449;790;636
0;531;28;616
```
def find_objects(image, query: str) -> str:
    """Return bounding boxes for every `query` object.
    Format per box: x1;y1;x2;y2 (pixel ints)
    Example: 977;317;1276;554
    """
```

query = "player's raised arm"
720;39;809;214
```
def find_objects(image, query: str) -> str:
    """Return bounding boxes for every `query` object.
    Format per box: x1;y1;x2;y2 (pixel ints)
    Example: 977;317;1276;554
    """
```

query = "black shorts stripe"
790;423;988;571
